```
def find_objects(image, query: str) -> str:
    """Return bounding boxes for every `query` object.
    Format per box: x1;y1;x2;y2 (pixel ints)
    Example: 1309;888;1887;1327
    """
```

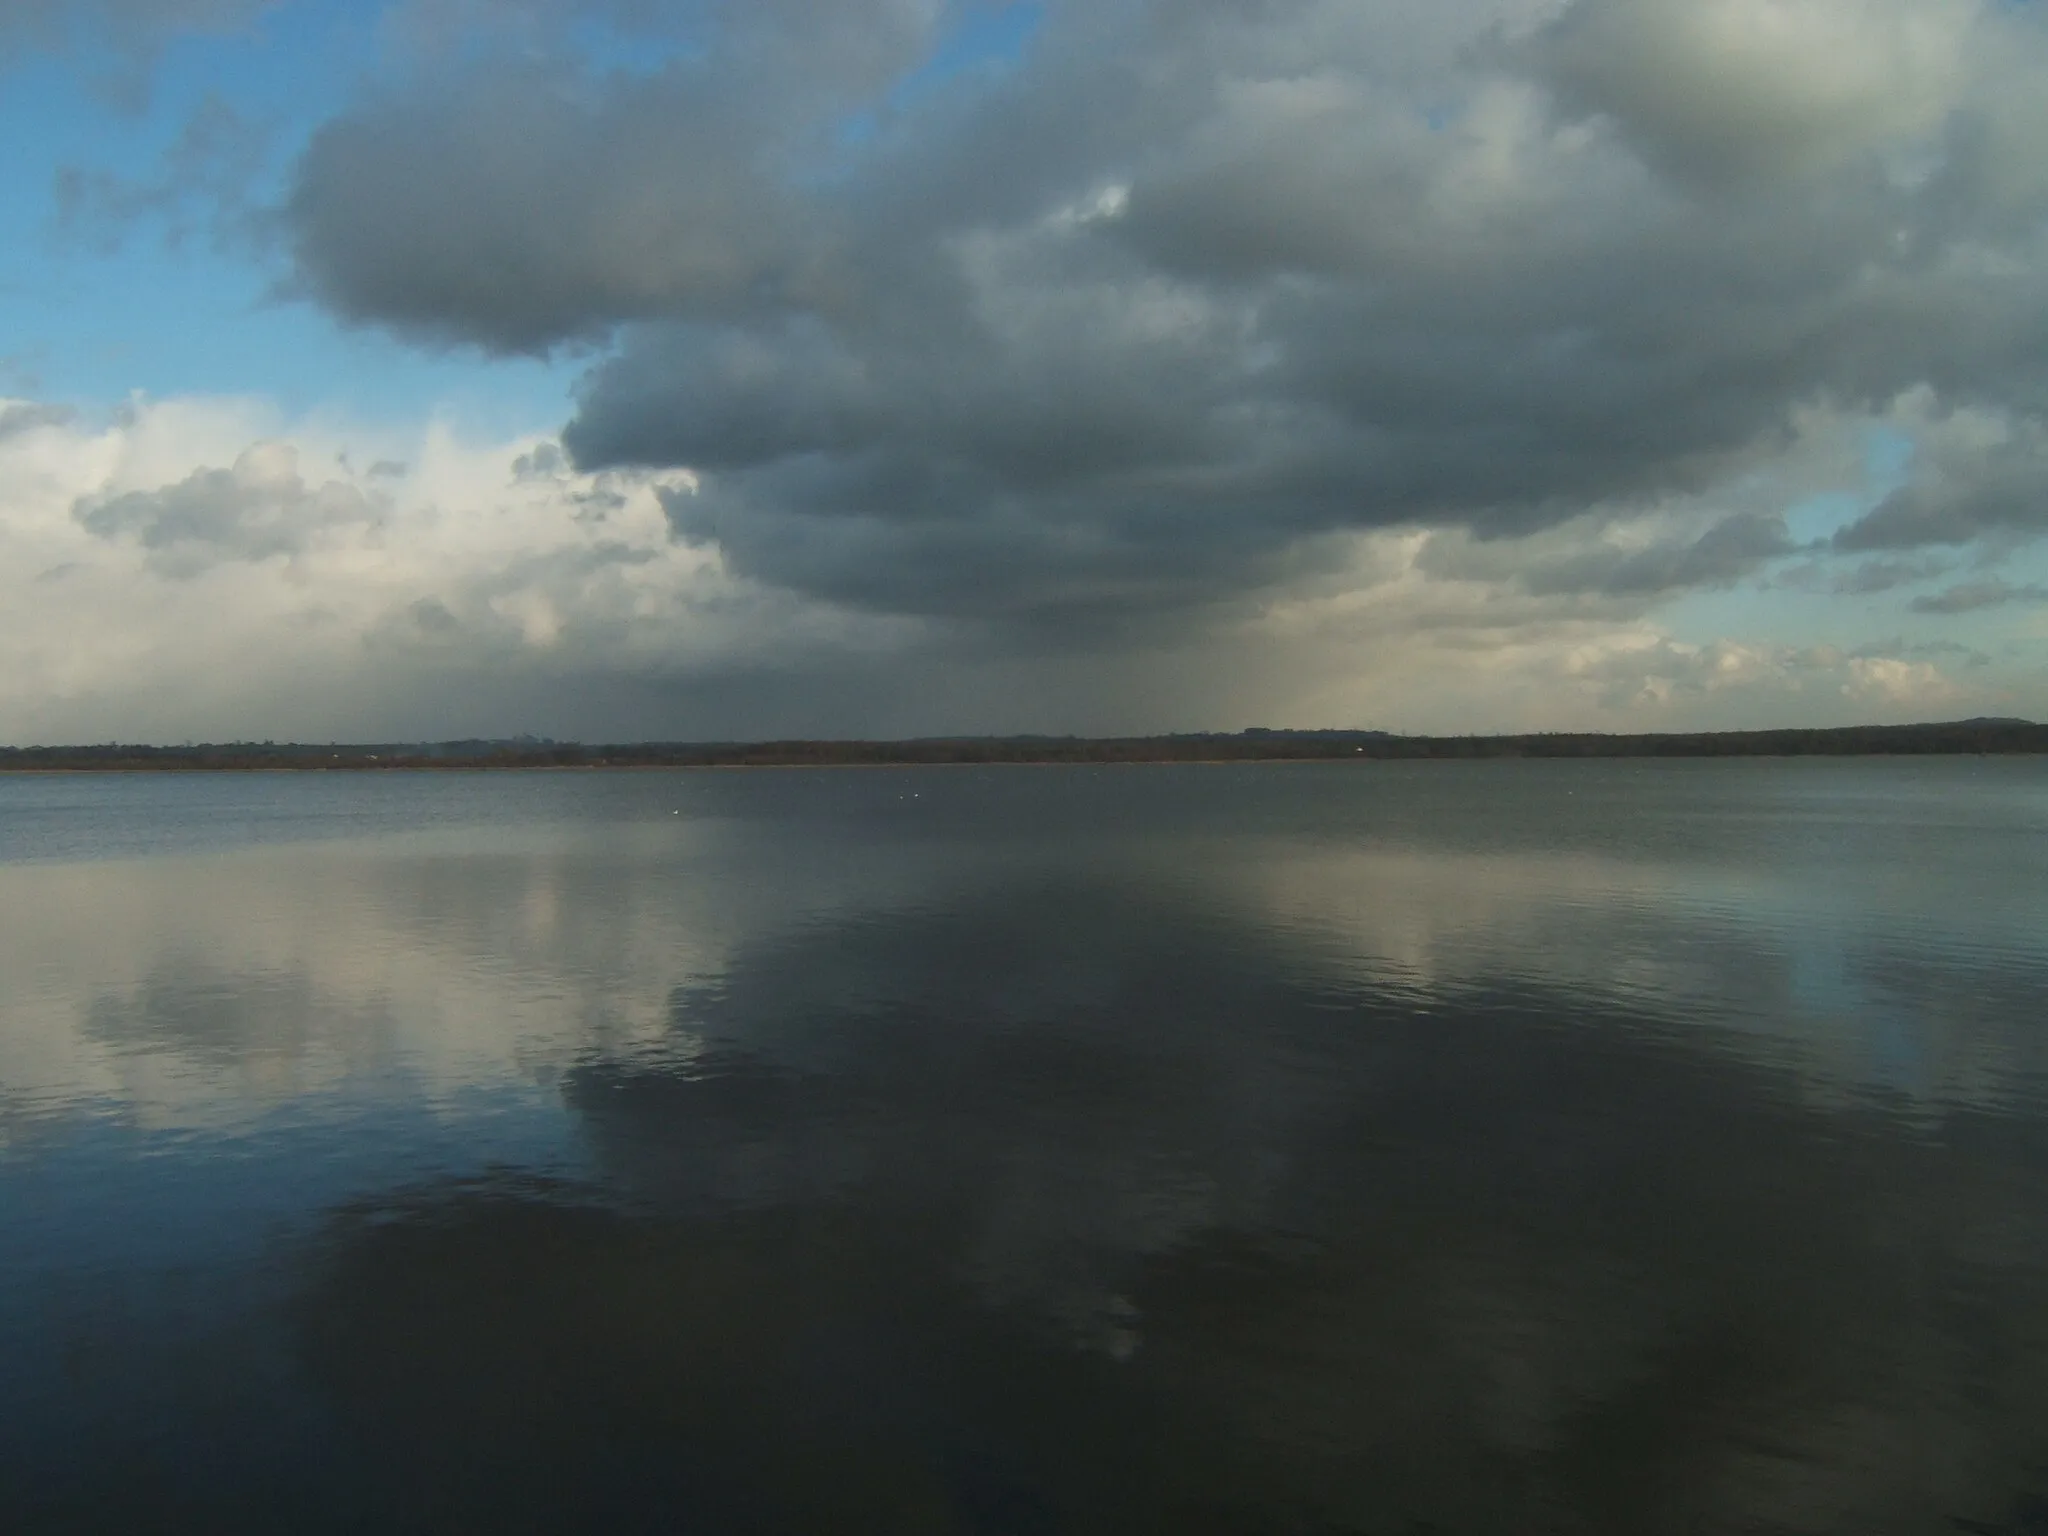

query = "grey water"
3;760;2048;1534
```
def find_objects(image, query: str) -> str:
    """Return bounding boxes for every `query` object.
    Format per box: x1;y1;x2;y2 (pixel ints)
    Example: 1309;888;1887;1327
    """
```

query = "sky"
2;0;2046;744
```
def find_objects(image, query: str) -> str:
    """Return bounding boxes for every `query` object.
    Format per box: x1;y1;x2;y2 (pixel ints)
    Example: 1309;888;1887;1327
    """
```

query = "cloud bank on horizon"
3;0;2047;741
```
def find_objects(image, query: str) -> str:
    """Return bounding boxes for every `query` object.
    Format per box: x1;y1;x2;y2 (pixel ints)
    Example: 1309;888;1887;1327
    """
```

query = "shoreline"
1;719;2043;773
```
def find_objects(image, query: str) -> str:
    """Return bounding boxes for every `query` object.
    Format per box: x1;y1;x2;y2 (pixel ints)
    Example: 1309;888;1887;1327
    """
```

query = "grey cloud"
0;400;72;441
275;0;2048;624
1427;510;1795;599
511;443;565;481
1835;431;2048;551
1847;636;1994;670
360;538;667;665
1909;577;2048;615
1830;555;1953;596
1587;510;1799;592
75;442;380;576
287;65;800;353
0;0;260;50
1773;554;1956;597
286;0;945;353
54;93;273;254
506;437;649;521
0;0;268;104
408;596;460;635
1521;0;1969;188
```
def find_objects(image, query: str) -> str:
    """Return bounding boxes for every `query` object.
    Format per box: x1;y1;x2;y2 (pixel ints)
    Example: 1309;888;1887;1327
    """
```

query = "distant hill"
2;719;2044;770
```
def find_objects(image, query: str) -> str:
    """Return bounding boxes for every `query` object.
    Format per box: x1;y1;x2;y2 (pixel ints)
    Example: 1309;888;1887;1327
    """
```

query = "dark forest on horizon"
1;719;2043;771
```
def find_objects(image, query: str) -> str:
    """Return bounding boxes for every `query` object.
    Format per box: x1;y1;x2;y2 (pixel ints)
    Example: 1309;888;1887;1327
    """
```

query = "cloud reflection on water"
4;766;2048;1531
4;767;2042;1138
294;875;2048;1534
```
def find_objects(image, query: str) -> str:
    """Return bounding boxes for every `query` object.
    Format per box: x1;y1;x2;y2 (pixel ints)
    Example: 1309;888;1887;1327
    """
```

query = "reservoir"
3;759;2046;1533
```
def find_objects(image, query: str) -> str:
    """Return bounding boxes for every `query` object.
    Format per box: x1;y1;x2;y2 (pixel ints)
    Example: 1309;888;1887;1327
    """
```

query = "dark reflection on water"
4;762;2048;1533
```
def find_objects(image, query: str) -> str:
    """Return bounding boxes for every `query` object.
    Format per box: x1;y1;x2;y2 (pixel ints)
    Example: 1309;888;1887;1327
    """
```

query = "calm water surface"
4;760;2048;1533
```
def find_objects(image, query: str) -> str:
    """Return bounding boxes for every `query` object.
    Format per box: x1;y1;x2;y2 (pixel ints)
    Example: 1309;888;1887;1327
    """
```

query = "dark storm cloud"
278;0;2048;621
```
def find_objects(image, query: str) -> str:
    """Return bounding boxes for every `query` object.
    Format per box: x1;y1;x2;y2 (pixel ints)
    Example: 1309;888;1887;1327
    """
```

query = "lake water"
4;760;2048;1534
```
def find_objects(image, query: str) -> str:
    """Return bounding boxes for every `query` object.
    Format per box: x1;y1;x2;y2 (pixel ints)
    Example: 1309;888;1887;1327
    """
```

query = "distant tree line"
0;719;2042;771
